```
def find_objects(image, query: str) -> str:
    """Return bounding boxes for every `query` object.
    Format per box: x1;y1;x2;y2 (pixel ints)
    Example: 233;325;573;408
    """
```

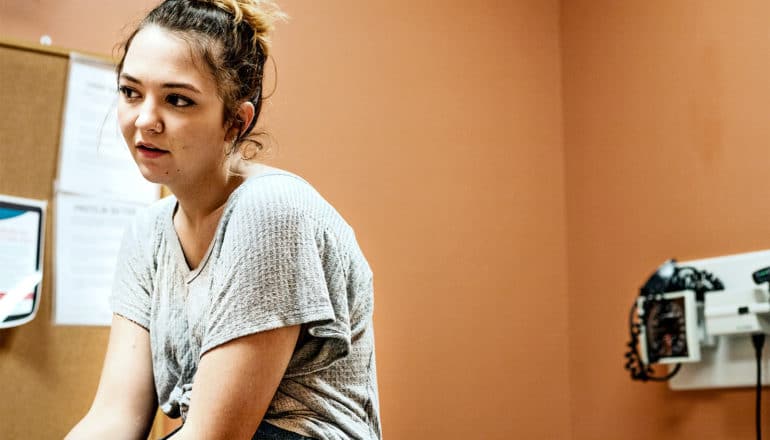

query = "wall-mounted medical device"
637;289;700;365
625;259;724;381
705;287;770;336
625;253;769;439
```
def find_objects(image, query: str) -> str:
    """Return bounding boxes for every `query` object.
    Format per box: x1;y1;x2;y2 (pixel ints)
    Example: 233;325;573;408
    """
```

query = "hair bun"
208;0;288;56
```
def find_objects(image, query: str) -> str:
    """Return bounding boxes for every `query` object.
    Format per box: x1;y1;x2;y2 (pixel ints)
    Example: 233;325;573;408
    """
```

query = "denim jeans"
253;422;316;440
160;421;316;440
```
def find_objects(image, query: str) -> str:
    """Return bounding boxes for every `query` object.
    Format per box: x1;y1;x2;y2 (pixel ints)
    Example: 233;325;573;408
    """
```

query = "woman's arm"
170;325;301;440
65;314;157;440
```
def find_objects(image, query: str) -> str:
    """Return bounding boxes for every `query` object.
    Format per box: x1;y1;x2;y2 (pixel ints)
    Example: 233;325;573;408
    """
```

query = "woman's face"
117;25;231;188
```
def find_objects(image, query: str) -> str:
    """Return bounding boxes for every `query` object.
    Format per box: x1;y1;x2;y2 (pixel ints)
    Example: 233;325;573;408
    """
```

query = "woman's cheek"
117;108;134;142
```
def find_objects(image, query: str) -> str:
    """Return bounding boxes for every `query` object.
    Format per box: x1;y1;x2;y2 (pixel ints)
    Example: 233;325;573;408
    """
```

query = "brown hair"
117;0;287;160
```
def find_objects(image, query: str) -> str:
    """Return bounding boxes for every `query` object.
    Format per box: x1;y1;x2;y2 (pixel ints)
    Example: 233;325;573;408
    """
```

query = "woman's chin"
137;165;172;186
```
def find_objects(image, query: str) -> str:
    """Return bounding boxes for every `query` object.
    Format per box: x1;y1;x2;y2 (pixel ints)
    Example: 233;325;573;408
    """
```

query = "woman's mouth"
136;143;169;158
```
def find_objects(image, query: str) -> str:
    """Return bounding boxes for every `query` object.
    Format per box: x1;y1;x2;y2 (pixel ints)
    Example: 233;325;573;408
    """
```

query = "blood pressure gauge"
645;297;688;360
637;290;700;365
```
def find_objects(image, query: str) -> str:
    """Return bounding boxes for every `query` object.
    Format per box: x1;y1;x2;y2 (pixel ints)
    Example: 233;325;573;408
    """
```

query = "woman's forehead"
122;26;215;89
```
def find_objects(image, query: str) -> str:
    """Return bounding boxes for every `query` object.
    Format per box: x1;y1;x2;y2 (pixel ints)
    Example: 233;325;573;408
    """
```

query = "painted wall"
562;1;770;439
0;1;570;439
271;2;570;438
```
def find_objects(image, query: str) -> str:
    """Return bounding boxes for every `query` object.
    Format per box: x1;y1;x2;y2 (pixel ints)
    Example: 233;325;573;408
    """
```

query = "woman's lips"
136;144;169;159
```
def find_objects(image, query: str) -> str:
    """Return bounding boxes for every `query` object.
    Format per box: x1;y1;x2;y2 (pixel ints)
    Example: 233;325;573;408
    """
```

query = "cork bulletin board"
0;39;165;439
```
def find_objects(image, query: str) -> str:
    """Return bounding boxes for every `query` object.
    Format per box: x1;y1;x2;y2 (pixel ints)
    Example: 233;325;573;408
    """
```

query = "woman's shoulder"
142;193;175;220
127;194;175;238
239;166;317;198
230;166;339;223
219;166;358;254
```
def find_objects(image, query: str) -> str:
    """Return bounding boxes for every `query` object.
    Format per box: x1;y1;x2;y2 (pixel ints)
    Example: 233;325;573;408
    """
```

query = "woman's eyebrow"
161;82;202;94
119;73;201;94
119;72;141;83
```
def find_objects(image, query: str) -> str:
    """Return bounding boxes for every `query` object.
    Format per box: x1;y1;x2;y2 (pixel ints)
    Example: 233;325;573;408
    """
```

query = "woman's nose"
135;100;163;134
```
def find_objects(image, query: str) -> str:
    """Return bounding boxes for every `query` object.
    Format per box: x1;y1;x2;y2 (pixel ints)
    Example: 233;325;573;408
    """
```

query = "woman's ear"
226;101;256;142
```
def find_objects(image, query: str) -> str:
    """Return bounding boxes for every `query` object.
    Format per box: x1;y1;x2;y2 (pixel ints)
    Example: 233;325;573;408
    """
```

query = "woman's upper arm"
176;325;301;440
68;314;157;439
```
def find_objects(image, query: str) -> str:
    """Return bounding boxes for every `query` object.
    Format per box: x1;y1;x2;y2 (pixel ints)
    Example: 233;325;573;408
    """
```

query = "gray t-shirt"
110;170;381;440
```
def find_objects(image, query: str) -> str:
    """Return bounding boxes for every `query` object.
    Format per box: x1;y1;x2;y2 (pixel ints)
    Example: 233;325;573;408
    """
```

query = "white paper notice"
0;195;46;328
57;53;159;205
54;193;140;326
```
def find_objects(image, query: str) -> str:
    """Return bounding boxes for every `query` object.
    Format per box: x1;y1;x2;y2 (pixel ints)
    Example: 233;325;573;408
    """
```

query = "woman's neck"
171;173;244;227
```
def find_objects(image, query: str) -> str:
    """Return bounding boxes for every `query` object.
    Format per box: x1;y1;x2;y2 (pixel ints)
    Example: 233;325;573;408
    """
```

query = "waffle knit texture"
110;170;381;440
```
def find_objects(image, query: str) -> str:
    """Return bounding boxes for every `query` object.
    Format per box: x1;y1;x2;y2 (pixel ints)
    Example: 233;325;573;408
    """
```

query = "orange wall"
0;0;157;56
562;1;770;439
1;1;570;439
273;2;570;438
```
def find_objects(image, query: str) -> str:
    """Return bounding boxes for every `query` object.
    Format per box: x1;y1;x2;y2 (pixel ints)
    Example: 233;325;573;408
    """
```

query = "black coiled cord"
625;299;682;382
625;262;723;382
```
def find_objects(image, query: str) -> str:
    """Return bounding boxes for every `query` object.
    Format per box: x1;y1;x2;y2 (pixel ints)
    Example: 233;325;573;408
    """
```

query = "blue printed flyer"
0;195;46;328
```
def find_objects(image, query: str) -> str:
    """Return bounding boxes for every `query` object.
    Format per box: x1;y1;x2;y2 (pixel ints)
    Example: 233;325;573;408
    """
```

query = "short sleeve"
109;211;154;329
202;194;352;376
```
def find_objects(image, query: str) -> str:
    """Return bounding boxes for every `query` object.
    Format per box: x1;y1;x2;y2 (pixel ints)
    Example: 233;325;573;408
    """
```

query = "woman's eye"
118;85;139;99
167;94;195;108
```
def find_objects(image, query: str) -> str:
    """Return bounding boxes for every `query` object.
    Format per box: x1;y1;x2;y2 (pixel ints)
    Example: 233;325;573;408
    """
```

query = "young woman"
65;1;381;439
